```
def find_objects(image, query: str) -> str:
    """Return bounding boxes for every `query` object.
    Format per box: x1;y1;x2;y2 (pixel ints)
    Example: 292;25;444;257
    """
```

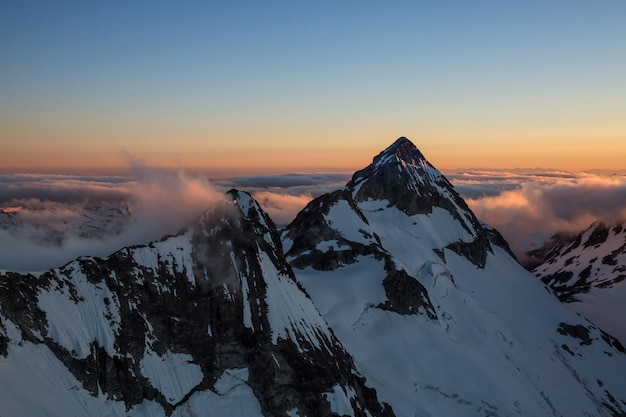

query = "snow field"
292;185;626;417
259;248;334;352
140;349;203;405
37;265;121;359
171;368;264;417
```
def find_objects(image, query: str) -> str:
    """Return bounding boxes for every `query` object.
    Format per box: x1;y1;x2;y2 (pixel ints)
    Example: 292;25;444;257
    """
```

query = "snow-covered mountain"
0;190;390;417
1;137;625;417
283;137;626;417
528;220;626;345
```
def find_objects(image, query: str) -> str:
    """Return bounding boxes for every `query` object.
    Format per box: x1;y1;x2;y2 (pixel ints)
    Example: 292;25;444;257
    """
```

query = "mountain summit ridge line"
1;137;625;417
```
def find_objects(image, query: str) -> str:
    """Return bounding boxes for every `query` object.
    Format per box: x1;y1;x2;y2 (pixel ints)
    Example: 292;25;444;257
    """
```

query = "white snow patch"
140;349;203;405
532;223;626;344
131;233;196;286
286;407;301;417
565;279;626;345
258;247;334;352
294;233;626;417
1;315;22;342
37;266;121;359
325;385;357;417
282;235;294;253
172;368;263;417
214;367;249;393
232;250;254;330
0;342;131;417
358;205;475;274
222;282;234;301
326;199;376;245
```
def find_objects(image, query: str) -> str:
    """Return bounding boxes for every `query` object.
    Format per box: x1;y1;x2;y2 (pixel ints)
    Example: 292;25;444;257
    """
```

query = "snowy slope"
284;137;626;417
529;221;626;344
0;190;390;417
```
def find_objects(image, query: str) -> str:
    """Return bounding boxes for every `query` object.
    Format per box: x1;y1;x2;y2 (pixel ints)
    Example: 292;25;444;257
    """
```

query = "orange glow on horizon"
2;128;625;175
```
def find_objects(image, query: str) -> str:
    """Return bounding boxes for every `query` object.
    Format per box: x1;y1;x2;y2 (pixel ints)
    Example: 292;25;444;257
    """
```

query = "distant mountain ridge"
528;221;626;298
1;137;625;417
527;220;626;345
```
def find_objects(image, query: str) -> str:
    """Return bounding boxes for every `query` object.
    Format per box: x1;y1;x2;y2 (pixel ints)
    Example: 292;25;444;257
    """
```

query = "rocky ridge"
0;190;391;417
529;221;626;300
284;137;626;417
527;220;626;345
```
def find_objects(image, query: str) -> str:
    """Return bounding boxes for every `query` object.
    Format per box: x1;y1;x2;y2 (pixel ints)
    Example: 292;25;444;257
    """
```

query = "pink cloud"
462;173;626;258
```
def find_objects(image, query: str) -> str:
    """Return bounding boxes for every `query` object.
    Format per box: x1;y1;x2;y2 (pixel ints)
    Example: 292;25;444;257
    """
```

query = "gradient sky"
2;1;625;174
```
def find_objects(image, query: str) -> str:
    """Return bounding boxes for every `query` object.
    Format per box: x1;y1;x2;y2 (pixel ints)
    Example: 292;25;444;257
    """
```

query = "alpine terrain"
528;220;626;345
0;137;625;417
0;190;390;417
282;137;626;417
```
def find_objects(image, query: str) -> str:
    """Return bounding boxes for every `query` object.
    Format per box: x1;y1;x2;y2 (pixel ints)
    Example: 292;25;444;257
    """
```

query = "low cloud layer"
451;170;626;258
0;164;222;271
0;174;131;206
2;167;625;271
0;169;346;271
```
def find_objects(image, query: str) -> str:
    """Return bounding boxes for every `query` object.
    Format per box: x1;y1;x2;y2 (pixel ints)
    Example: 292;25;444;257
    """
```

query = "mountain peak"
352;137;443;194
374;136;428;168
345;137;492;267
226;189;262;220
348;137;449;210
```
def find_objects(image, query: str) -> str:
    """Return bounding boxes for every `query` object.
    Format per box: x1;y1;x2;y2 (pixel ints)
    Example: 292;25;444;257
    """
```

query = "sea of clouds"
1;165;625;271
450;170;626;259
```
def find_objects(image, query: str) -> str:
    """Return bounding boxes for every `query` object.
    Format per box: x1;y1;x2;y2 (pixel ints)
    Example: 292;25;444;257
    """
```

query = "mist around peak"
0;161;222;271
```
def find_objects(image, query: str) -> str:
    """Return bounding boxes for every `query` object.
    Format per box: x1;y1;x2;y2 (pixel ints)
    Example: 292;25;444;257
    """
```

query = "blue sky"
2;1;625;172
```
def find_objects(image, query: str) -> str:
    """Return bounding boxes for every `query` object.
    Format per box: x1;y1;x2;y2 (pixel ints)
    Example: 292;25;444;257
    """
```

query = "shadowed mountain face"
2;138;626;417
0;190;392;417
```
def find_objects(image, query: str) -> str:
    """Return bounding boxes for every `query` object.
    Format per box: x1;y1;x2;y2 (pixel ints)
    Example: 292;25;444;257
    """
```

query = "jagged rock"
0;190;392;417
347;137;492;268
528;220;626;344
376;262;437;319
284;137;626;417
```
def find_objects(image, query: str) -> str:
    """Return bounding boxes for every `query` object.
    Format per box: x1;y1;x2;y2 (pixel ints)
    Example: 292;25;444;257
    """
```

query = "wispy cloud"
0;163;222;271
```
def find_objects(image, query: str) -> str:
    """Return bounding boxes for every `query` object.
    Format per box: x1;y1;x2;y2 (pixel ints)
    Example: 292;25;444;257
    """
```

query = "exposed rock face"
284;189;384;271
347;137;492;268
527;219;626;349
0;190;392;417
285;137;492;273
284;138;626;417
376;264;437;319
529;221;626;302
